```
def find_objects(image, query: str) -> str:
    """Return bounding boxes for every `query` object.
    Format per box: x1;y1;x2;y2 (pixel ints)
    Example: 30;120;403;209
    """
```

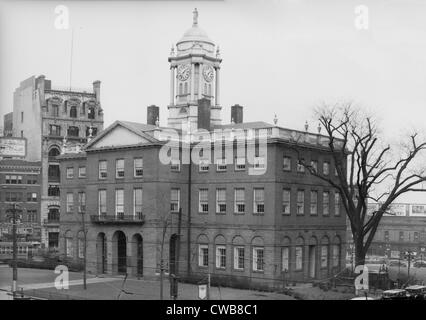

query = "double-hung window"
253;188;265;214
216;189;226;214
199;189;209;213
234;188;245;214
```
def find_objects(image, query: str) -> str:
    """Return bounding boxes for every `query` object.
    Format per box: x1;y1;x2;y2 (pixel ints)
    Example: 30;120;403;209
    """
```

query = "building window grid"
199;245;209;267
216;246;226;269
323;191;330;216
334;192;341;216
323;162;330;175
99;161;107;179
253;247;264;272
253;188;265;214
295;246;303;271
216;189;226;214
66;167;74;179
297;159;305;173
134;158;143;177
171;189;180;212
234;247;245;270
78;192;86;213
115;189;124;219
234;188;245;214
310;190;318;215
216;158;227;171
98;190;107;216
116;159;125;178
199;189;209;213
134;188;143;219
283;156;291;171
282;247;289;272
66;193;74;213
235;157;246;171
321;245;328;268
78;167;86;178
282;189;291;215
297;190;304;215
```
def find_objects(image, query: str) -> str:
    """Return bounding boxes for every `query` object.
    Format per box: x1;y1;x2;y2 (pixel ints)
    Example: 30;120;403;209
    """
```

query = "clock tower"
168;8;222;130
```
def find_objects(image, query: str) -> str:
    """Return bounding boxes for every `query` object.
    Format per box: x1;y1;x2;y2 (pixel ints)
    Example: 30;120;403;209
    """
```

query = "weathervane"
193;8;198;26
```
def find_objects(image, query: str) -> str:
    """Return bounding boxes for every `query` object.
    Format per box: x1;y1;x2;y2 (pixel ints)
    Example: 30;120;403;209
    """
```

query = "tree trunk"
354;236;366;267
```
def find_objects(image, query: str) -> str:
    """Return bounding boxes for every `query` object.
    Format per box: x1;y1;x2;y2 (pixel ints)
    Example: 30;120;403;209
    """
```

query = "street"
0;266;295;300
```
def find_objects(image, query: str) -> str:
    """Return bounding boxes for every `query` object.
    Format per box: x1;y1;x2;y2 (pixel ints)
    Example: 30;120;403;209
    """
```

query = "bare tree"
299;102;426;267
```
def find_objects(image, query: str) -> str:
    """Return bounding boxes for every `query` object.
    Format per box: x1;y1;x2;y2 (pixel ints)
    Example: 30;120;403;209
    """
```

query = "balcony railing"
90;214;145;225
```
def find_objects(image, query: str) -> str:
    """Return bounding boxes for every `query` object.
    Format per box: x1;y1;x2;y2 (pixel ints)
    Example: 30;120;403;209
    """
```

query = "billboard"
0;137;26;157
409;204;426;217
386;204;407;216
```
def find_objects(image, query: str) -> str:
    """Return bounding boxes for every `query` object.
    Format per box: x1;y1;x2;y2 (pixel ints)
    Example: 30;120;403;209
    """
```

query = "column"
190;63;195;102
215;67;220;106
198;63;203;100
170;67;175;106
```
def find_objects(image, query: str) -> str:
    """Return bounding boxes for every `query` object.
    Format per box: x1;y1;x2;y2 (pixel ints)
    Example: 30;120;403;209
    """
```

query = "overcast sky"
1;0;426;202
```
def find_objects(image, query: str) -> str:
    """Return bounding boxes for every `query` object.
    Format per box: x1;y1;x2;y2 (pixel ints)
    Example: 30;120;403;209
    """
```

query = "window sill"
282;213;291;216
198;212;209;215
252;270;264;274
234;212;245;215
233;268;245;272
216;212;226;215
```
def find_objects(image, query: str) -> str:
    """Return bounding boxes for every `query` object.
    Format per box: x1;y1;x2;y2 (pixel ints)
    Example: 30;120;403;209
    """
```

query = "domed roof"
176;8;214;45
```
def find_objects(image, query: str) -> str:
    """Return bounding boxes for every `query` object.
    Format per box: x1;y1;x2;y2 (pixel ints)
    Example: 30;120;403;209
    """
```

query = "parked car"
388;260;407;267
381;289;408;300
405;285;426;300
413;261;426;268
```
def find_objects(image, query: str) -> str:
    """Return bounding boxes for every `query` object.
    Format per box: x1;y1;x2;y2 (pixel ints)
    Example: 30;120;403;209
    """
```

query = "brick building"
11;76;104;250
0;159;42;242
57;9;347;290
347;203;426;259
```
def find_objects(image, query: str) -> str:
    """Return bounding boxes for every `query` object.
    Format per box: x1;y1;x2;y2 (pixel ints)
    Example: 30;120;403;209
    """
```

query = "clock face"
203;65;214;82
177;64;191;81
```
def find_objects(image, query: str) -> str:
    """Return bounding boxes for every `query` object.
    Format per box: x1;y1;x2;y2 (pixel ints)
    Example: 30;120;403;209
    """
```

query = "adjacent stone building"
57;9;347;290
11;76;104;250
0;159;42;242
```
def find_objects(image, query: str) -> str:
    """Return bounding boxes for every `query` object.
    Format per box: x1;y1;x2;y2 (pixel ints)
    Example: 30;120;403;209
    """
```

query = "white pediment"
90;125;151;149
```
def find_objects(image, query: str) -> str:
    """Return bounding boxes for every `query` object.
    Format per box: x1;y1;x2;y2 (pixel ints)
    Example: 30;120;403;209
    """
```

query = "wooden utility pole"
171;207;183;300
11;203;18;298
160;219;168;300
82;210;87;290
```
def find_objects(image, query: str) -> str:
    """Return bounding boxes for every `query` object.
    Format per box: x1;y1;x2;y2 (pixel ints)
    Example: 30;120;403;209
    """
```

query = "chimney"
198;98;211;131
93;80;101;102
147;105;160;126
35;75;47;107
231;104;243;124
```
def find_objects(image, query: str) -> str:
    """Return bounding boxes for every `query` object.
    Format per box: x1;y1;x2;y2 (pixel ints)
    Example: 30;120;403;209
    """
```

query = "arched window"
184;82;188;94
70;106;77;118
65;231;73;258
332;236;341;269
281;237;291;273
321;236;330;269
48;147;60;158
204;83;207;95
88;107;95;120
208;84;212;96
179;83;183;95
